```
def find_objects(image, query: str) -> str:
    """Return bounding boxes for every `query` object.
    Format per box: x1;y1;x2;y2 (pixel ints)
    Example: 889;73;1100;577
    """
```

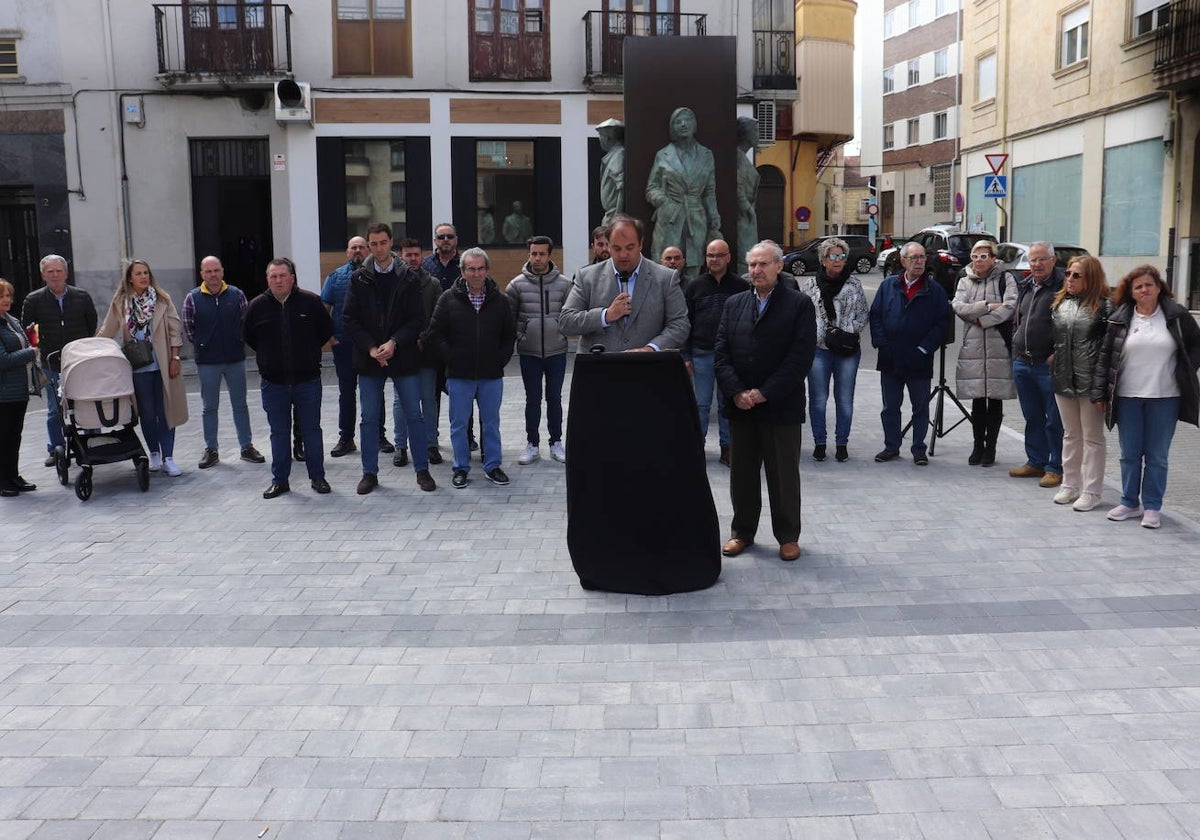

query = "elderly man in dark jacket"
869;241;951;465
426;247;516;490
715;241;817;563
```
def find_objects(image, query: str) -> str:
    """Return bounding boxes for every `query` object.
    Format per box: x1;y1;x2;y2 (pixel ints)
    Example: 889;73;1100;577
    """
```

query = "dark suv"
782;235;876;275
882;225;997;293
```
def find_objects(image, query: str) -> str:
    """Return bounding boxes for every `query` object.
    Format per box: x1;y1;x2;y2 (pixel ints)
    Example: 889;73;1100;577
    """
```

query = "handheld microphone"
617;270;629;296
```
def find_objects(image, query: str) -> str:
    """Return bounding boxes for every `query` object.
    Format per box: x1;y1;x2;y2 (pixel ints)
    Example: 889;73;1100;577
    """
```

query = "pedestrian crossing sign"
983;175;1007;198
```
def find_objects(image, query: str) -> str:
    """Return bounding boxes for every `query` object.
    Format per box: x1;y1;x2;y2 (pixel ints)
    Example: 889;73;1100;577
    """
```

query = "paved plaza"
2;340;1200;839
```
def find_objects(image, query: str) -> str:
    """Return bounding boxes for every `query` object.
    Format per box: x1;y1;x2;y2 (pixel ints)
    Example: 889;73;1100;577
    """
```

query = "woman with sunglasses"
1049;255;1111;511
1093;265;1200;528
799;237;869;462
951;240;1017;465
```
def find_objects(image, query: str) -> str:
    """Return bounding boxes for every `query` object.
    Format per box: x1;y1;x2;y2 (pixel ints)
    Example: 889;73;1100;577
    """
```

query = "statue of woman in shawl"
646;107;721;276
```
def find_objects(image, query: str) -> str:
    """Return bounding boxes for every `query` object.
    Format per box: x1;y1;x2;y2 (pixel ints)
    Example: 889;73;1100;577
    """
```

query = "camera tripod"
902;343;972;455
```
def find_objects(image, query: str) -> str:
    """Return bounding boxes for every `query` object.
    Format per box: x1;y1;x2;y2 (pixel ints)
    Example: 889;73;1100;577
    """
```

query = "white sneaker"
1053;487;1081;505
1141;510;1161;529
1107;504;1142;521
148;452;162;472
1072;492;1102;512
163;457;182;477
518;444;540;465
550;441;566;463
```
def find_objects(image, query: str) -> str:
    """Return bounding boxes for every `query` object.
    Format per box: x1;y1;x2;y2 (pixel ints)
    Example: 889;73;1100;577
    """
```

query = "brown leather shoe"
1038;471;1063;488
779;542;801;562
1009;464;1046;478
721;537;752;557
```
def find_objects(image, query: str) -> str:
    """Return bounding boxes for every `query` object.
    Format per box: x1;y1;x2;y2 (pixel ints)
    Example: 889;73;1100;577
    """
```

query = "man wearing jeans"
506;235;570;465
20;255;97;466
342;223;435;495
426;248;516;489
1009;242;1065;487
243;258;333;499
397;238;445;466
683;239;747;467
182;256;265;469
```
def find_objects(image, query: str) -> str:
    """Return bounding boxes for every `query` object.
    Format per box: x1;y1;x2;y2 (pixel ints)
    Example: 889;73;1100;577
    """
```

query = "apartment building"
0;0;856;318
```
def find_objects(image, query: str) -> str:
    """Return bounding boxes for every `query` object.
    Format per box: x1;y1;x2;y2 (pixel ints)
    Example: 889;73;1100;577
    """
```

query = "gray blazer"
560;257;690;352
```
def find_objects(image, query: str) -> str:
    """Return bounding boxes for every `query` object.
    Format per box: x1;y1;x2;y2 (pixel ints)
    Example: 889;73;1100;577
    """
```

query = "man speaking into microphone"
561;214;690;352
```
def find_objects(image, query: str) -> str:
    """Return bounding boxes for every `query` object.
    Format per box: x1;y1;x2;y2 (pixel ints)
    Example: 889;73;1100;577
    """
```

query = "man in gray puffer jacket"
506;235;571;465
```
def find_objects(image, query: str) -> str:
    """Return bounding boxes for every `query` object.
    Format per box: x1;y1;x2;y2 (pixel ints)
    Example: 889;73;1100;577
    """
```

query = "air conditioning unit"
275;80;312;124
755;100;776;148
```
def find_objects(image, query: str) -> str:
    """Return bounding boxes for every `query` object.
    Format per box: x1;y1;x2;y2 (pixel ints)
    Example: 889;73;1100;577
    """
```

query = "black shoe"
378;437;395;454
199;448;219;469
968;445;983;466
263;482;290;499
469;437;479;452
240;445;266;464
292;440;306;461
356;473;378;495
311;478;331;494
416;469;436;492
913;452;929;466
981;447;996;467
427;446;443;465
812;444;827;462
14;477;37;492
44;455;56;468
719;444;731;467
874;449;900;462
835;446;849;462
452;469;469;489
0;488;17;498
393;448;409;468
330;438;356;458
485;467;510;486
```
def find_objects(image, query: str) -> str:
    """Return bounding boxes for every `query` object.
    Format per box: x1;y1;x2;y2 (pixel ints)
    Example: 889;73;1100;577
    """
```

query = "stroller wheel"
136;459;150;492
74;470;93;501
55;447;69;486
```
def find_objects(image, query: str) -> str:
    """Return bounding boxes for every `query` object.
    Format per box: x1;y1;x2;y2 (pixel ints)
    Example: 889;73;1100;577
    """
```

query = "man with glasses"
869;242;950;465
684;239;748;466
1009;241;1065;487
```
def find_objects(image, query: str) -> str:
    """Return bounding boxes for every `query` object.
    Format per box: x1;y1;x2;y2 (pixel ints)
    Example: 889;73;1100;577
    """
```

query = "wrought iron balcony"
753;29;795;90
1154;0;1200;92
153;3;293;85
582;10;707;91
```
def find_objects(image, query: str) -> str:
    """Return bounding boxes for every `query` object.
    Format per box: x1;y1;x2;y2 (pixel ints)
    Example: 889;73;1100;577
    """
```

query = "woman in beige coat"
98;259;189;475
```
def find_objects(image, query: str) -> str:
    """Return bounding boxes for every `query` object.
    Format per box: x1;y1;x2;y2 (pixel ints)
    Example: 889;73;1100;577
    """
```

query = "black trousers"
728;416;802;544
0;399;29;489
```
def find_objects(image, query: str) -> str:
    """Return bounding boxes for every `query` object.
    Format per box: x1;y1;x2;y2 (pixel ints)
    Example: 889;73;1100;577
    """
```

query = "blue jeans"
331;342;386;442
447;377;503;473
1115;396;1180;511
361;374;427;474
808;347;861;446
40;366;64;452
519;354;567;445
880;370;931;454
261;377;324;485
393;367;439;449
196;362;252;451
691;350;729;447
133;370;175;458
1012;359;1063;473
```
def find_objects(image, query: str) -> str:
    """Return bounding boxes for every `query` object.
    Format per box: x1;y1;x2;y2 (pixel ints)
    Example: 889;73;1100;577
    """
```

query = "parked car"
996;242;1090;277
883;225;998;291
782;235;876;275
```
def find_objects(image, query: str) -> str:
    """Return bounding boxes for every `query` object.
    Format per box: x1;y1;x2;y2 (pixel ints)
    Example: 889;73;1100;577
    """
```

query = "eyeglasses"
970;253;994;260
903;255;927;261
462;265;488;274
1064;271;1084;279
825;254;848;261
436;233;457;240
705;252;729;259
1028;256;1053;264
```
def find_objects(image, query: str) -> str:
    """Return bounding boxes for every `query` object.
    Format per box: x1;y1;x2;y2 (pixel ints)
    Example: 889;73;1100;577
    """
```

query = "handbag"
121;338;155;369
820;292;860;356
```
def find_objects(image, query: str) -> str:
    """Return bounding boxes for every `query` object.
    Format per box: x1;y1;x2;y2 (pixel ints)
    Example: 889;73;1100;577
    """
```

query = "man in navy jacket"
869;241;951;465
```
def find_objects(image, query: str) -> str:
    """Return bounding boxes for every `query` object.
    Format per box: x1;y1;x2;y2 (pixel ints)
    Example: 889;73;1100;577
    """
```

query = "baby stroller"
52;337;150;500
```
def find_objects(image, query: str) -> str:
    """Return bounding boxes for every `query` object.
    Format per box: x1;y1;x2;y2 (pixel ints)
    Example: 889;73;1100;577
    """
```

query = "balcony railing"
583;10;707;89
154;4;293;81
753;29;795;90
1154;0;1200;92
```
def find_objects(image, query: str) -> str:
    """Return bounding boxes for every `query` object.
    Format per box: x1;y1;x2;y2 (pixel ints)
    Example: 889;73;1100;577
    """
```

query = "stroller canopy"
60;337;136;401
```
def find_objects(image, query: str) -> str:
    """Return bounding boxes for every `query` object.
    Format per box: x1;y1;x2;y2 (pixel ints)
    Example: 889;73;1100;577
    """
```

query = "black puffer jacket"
425;276;516;380
1091;297;1200;429
21;286;97;372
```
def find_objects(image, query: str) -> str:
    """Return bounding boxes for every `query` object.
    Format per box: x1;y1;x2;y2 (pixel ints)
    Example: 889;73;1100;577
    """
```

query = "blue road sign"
984;175;1007;198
